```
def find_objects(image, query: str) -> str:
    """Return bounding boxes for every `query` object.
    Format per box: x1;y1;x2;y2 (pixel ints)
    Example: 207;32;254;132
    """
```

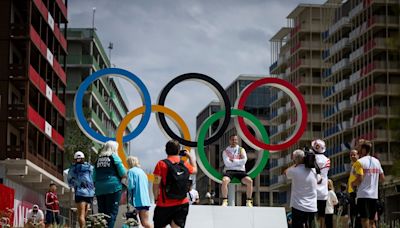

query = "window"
10;133;17;145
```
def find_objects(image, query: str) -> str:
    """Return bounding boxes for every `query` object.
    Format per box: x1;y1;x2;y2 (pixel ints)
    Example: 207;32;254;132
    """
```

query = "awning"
1;159;72;202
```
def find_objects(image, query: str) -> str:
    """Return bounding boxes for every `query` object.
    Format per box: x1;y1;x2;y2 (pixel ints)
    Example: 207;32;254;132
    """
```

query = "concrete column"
228;184;235;206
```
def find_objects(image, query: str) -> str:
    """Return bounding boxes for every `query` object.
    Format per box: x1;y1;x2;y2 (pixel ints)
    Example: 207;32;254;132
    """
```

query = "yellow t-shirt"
347;161;363;193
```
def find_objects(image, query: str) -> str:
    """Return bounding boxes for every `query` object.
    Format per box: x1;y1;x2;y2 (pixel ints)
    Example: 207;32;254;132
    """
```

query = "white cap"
74;151;85;159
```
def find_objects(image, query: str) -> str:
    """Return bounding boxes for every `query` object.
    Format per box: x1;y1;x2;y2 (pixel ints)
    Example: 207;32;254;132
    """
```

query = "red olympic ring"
236;77;308;151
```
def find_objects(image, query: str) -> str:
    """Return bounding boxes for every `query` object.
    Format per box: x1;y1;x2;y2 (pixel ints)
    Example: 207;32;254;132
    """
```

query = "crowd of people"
286;139;385;228
23;135;385;228
25;139;198;228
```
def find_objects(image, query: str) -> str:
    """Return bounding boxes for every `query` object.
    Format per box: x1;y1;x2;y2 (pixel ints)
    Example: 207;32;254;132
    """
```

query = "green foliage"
64;118;95;168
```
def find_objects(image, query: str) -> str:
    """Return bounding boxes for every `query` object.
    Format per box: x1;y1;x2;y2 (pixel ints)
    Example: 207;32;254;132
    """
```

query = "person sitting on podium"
221;134;253;207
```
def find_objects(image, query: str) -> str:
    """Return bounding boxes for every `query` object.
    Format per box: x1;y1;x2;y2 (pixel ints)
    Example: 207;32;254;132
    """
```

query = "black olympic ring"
156;73;231;147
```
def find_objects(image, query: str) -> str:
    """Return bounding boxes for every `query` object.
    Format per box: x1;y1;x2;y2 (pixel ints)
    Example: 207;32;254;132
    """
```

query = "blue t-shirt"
127;167;151;208
93;153;126;195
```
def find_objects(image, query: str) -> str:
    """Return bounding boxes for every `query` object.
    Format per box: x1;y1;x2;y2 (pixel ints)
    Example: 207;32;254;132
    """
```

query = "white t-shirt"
188;189;199;205
325;190;338;214
286;164;318;212
315;154;330;200
26;209;44;223
222;145;247;172
353;156;384;199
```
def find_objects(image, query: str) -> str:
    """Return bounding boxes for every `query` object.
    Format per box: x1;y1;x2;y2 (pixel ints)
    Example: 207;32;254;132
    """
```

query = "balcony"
349;70;361;84
67;54;101;69
303;95;324;104
324;100;351;119
352;106;397;126
86;110;108;135
349;46;364;62
32;0;67;51
331;58;350;75
8;104;26;121
323;79;350;98
349;22;367;41
90;84;111;118
10;24;27;38
349;2;363;19
27;105;64;149
324;17;351;40
324;121;351;138
30;26;66;84
325;142;351;157
324;38;350;60
302;131;322;141
9;64;27;82
300;22;325;33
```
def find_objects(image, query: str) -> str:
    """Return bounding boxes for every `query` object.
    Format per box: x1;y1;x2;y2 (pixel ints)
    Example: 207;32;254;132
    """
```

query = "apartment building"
0;0;70;225
196;75;272;206
269;0;400;217
268;1;339;207
322;0;400;220
65;28;132;160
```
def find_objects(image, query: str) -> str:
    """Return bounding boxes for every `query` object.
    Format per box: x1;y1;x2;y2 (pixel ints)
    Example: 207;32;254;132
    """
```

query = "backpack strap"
161;159;173;203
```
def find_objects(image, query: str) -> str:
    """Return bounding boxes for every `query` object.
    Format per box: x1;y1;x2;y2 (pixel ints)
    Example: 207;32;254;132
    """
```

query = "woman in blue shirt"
67;151;95;228
93;141;127;228
126;156;152;228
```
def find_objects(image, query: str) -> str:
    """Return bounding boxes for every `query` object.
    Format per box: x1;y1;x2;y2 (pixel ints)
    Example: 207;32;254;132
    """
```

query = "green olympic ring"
196;109;270;184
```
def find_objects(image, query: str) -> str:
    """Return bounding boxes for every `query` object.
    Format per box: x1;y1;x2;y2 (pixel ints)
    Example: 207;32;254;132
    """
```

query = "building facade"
65;28;132;162
0;0;70;226
269;0;400;219
269;1;338;208
196;75;272;206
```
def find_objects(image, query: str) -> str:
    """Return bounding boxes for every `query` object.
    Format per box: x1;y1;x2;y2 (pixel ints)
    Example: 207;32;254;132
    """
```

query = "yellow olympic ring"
116;105;192;170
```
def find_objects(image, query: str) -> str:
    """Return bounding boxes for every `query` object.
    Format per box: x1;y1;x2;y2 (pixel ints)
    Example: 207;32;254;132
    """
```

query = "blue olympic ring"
74;68;152;143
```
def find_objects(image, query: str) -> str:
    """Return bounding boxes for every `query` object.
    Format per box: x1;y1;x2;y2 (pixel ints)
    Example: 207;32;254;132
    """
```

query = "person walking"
152;140;197;228
68;151;95;228
126;156;152;228
312;139;331;228
351;140;385;228
325;179;338;228
221;134;253;207
348;149;360;228
45;184;60;228
285;149;318;228
93;141;127;228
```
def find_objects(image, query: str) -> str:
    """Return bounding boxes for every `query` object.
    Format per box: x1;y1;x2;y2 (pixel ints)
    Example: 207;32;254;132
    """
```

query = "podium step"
185;205;287;228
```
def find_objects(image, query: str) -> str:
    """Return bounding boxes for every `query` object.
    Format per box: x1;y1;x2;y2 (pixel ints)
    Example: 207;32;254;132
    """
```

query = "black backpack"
162;159;190;201
303;147;321;175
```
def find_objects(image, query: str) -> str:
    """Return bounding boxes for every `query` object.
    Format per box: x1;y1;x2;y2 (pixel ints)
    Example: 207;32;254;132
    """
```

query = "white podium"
116;205;288;228
185;205;287;228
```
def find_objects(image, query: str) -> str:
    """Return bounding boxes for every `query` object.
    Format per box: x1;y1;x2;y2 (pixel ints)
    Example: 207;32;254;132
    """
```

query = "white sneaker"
221;199;228;206
246;199;253;207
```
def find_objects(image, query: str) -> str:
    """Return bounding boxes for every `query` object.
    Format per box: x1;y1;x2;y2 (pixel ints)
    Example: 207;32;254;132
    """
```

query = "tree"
64;118;94;168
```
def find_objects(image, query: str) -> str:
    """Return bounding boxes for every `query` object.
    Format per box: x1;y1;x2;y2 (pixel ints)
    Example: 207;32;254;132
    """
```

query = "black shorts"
292;207;315;228
349;192;357;218
317;200;327;217
357;198;377;220
223;170;248;181
45;211;60;225
153;203;189;228
75;195;93;204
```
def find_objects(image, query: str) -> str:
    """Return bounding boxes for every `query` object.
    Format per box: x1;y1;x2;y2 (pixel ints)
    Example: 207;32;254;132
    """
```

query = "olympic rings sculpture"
74;68;308;182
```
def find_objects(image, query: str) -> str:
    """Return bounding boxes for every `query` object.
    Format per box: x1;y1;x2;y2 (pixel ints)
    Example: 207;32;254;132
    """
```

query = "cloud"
68;0;322;171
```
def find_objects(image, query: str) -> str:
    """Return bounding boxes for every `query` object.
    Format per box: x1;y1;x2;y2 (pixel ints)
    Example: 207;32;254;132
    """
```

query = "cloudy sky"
68;0;321;171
